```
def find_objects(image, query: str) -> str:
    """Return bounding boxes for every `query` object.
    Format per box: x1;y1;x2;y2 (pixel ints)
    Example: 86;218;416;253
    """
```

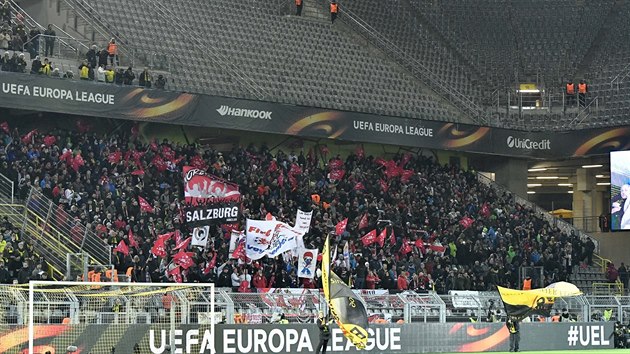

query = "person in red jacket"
252;268;268;289
397;271;408;290
366;270;379;289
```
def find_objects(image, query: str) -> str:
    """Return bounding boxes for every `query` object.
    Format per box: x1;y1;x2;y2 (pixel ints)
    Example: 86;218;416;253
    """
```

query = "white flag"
245;219;301;260
191;226;210;248
229;230;244;258
298;248;318;278
293;209;313;234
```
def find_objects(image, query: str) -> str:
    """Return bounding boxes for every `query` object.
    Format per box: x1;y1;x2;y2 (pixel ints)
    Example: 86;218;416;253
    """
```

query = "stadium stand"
0;121;597;295
77;0;464;122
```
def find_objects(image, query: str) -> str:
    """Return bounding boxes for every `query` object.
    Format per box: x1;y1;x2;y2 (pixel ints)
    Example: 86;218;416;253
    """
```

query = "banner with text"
0;72;628;159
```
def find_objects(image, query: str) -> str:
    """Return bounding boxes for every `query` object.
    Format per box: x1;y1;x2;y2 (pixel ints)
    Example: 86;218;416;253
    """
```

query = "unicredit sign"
506;136;551;150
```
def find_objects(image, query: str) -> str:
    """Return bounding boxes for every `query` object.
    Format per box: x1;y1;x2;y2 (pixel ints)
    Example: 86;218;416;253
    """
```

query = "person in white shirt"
97;64;106;82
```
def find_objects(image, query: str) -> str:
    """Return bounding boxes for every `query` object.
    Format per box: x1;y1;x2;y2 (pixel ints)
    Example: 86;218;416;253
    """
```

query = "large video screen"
610;151;630;230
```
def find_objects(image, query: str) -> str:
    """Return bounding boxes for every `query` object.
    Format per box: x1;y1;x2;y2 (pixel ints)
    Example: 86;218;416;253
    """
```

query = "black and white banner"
185;202;241;226
191;226;210;248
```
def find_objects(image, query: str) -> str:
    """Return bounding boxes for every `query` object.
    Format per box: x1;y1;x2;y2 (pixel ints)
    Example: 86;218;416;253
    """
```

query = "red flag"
415;239;426;254
150;141;159;152
108;151;122;164
377;228;388;247
204;253;217;275
232;240;245;259
21;129;37;144
428;244;446;256
138;196;154;213
480;202;491;218
361;230;377;246
113;240;129;256
359;213;369;230
328;159;344;170
265;212;274;221
43;135;56;147
354;182;365;191
277;173;284;188
168;266;183;283
289;163;302;176
128;229;139;249
174;237;192;251
379;179;389;193
131;169;145;176
401;170;414;183
335;218;348;236
400;241;412;254
173;250;195;269
0;121;9;133
390;229;396;246
268;160;278;173
60;149;73;165
71;154;85;172
152;155;167;172
288;174;297;190
151;233;170;258
329;169;345;181
459;216;474;229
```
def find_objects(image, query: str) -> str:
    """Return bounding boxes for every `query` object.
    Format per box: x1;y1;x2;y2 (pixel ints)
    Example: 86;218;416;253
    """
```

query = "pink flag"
400;241;412;255
390;229;396;246
459;216;474;229
138;196;154;213
335;218;348;236
108;151;122;164
361;229;377;246
113;240;129;256
131;169;145;176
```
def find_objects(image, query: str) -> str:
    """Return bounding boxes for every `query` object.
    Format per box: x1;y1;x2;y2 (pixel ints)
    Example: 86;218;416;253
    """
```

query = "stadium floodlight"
27;281;216;354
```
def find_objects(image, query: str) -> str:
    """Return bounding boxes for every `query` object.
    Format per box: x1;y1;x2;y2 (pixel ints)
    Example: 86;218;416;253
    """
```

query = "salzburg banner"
0;72;628;159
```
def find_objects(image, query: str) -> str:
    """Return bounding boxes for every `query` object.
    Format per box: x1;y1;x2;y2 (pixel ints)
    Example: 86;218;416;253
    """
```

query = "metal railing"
9;0;89;59
325;1;488;125
60;0;139;67
141;0;269;100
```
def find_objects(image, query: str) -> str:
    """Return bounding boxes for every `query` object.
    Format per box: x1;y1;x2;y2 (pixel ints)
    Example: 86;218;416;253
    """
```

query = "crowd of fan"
0;1;166;88
0;123;598;293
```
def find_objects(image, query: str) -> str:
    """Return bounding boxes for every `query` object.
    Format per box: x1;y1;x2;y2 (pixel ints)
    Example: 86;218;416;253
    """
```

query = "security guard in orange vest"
522;276;532;290
330;1;338;24
578;80;588;107
295;0;303;16
565;81;575;107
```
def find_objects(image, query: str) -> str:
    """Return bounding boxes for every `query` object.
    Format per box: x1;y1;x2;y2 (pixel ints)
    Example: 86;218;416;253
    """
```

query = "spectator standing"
96;64;106;82
578;80;588;108
114;68;124;85
86;44;98;68
0;29;10;50
28;26;41;56
155;74;166;89
123;66;135;85
618;263;628;290
0;2;10;23
43;24;56;57
138;68;152;88
295;0;303;16
107;38;118;66
506;317;520;352
330;0;338;23
98;46;109;68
